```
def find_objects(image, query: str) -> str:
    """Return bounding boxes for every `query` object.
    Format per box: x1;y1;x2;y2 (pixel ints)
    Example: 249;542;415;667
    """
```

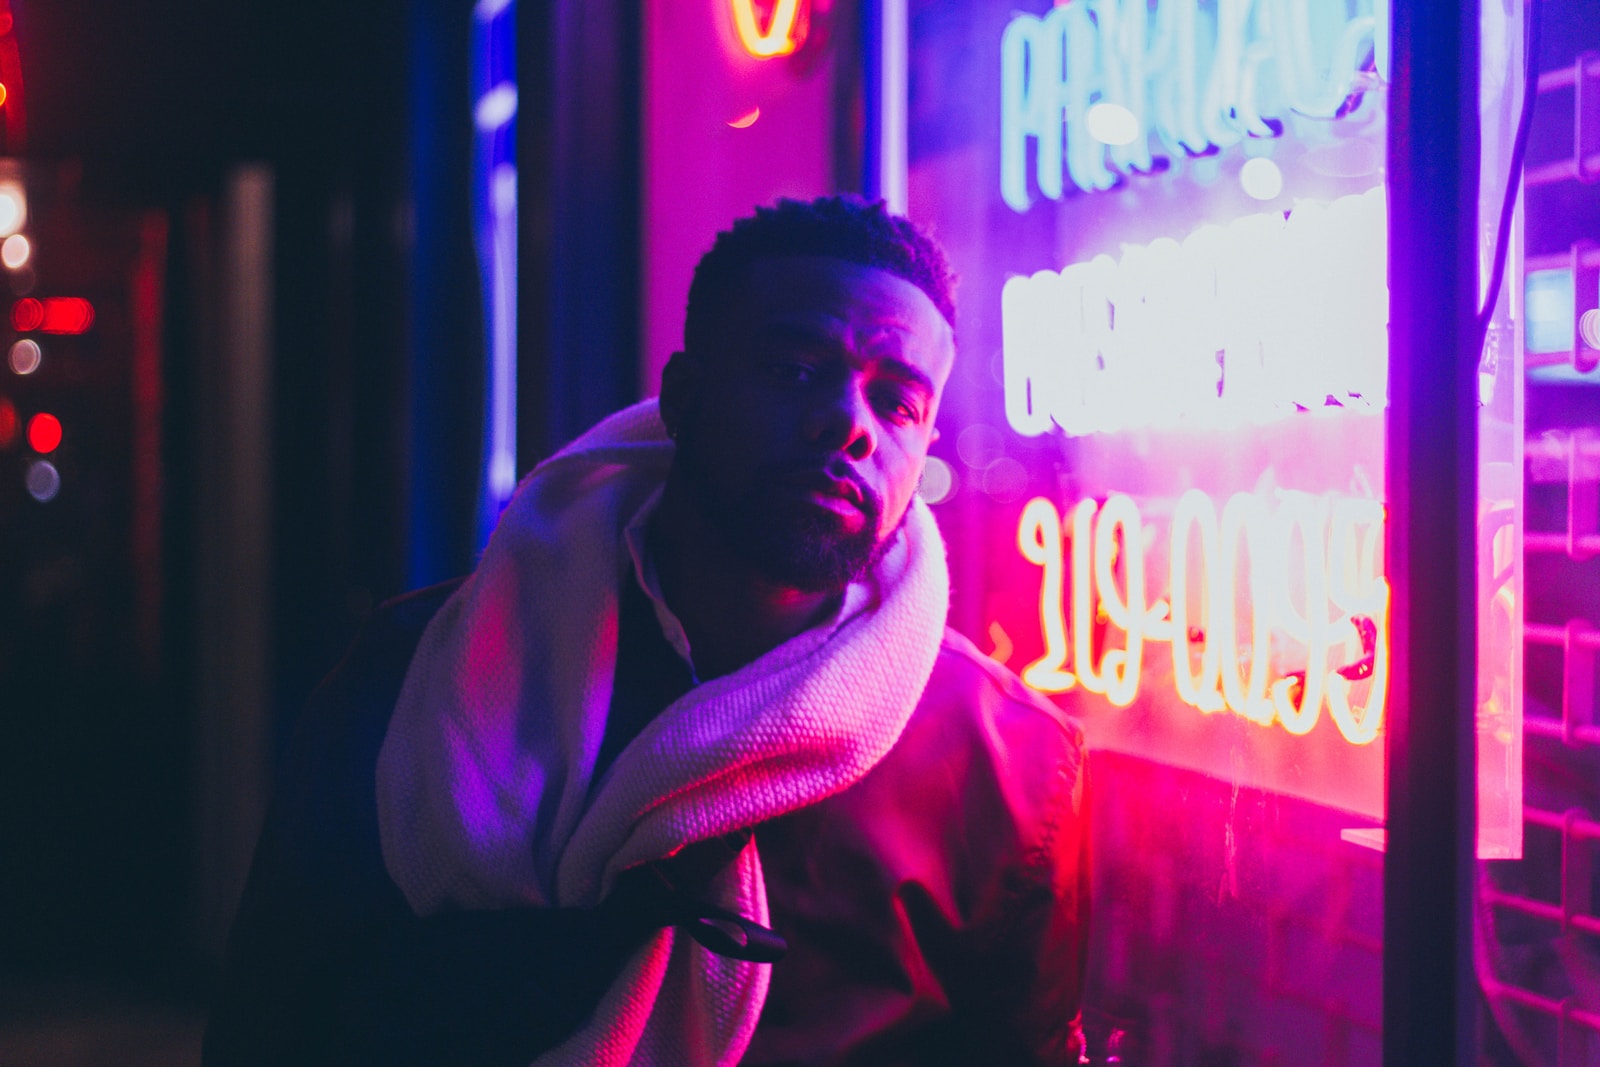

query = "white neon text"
1002;186;1387;437
731;0;805;58
1017;490;1389;745
1000;0;1389;208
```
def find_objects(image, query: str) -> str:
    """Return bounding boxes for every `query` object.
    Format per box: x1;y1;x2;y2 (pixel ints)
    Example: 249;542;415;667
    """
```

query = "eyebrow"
873;358;936;398
756;321;937;397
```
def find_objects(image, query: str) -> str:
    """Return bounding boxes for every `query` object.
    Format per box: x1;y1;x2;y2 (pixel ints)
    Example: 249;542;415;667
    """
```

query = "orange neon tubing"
730;0;804;58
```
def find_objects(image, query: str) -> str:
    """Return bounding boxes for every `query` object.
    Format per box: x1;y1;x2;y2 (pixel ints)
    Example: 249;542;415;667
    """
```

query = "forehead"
723;255;955;379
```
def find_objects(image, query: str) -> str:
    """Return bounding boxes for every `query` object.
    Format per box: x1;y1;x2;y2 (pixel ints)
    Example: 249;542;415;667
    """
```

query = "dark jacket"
204;579;1090;1066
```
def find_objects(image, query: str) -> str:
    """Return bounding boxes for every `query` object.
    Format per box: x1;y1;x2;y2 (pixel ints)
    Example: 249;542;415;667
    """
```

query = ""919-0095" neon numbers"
1016;490;1389;745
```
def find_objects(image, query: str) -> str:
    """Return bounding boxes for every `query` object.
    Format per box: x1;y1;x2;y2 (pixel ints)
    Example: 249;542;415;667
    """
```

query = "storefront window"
903;1;1524;1058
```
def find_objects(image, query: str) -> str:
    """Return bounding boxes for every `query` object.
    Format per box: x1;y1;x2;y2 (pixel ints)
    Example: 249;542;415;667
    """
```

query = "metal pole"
859;0;907;213
1384;0;1481;1063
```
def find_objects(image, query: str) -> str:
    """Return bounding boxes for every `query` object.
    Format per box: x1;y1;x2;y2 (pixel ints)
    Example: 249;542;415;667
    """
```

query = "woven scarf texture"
376;398;950;1066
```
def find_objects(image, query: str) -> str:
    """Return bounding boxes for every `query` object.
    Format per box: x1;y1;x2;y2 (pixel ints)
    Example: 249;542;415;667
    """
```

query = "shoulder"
927;627;1088;858
266;579;466;914
348;579;465;669
297;579;465;720
924;625;1086;764
852;626;1088;865
285;576;465;779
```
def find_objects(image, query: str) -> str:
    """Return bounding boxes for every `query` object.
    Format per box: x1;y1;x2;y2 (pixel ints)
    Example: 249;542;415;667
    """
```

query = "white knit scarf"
375;398;949;1067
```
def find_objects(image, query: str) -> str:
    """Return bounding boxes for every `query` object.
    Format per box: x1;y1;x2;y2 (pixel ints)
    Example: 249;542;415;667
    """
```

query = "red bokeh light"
12;297;94;335
12;296;39;330
26;411;60;453
0;396;15;447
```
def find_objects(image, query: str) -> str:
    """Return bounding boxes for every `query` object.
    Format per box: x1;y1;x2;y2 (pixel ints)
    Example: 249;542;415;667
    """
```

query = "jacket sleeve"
200;784;350;1067
202;587;454;1067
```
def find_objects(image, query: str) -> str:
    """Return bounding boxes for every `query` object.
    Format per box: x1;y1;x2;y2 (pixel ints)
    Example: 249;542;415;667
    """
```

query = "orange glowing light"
1016;497;1076;692
730;0;806;58
26;411;61;453
1018;491;1390;745
0;84;9;109
727;106;761;129
986;621;1014;665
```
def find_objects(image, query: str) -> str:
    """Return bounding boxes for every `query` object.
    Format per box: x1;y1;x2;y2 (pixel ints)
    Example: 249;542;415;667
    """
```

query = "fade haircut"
684;195;957;355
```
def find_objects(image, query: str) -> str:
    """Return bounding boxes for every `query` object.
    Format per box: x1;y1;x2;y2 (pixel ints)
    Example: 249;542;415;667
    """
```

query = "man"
205;196;1089;1066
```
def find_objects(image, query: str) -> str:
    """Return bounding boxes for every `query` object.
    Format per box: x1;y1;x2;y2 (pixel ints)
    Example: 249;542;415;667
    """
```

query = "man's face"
663;256;955;594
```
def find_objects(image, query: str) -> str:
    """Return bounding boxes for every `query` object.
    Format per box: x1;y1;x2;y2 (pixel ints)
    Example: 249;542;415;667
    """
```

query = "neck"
649;476;843;681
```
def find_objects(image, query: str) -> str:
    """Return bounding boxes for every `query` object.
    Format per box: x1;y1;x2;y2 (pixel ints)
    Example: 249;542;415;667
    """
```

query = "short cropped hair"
684;195;957;354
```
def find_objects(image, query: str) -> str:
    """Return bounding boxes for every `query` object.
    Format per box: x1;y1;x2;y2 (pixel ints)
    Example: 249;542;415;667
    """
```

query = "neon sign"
1000;0;1389;209
1001;186;1387;437
730;0;807;58
1016;490;1388;746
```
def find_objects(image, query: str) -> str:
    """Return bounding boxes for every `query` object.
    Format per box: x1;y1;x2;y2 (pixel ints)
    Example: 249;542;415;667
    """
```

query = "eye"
766;357;819;385
871;383;925;425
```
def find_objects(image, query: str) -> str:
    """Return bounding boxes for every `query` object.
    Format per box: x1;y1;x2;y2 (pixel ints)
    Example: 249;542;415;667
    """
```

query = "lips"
780;469;865;511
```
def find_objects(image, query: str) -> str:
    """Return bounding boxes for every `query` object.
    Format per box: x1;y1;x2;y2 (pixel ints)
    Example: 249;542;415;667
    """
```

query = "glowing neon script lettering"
1002;187;1388;437
730;0;806;58
1000;0;1389;208
1017;490;1388;745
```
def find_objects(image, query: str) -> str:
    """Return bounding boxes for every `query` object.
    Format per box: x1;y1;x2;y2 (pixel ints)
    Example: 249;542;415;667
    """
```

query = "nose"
802;377;878;460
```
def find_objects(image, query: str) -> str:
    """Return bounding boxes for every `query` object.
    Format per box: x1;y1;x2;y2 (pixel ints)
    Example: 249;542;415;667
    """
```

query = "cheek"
682;388;782;483
699;382;788;439
687;386;750;445
876;443;929;528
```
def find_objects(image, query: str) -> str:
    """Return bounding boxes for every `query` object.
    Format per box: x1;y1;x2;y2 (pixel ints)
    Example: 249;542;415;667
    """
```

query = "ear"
659;350;704;440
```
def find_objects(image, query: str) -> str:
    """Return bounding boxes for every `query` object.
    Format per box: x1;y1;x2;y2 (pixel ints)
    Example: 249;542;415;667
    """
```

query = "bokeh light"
12;297;94;334
0;183;26;237
983;456;1028;503
1580;307;1600;350
26;459;60;502
1239;156;1284;201
956;423;1006;469
475;83;518;131
918;455;956;505
1085;102;1140;146
8;338;38;374
11;295;39;330
2;233;29;269
26;412;61;453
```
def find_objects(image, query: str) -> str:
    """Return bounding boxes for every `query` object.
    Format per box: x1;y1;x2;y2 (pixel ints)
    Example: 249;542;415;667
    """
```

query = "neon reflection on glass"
1016;490;1389;746
999;0;1390;209
1002;187;1387;437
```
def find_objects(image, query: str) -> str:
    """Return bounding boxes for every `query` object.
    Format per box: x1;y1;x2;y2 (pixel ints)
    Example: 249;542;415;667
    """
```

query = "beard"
673;422;894;595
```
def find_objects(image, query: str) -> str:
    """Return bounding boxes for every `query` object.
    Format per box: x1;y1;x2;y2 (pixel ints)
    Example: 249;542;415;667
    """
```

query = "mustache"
762;456;884;518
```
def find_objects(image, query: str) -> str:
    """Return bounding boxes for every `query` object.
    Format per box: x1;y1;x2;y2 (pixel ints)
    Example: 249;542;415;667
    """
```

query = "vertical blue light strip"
879;0;908;214
473;0;518;549
861;0;908;212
